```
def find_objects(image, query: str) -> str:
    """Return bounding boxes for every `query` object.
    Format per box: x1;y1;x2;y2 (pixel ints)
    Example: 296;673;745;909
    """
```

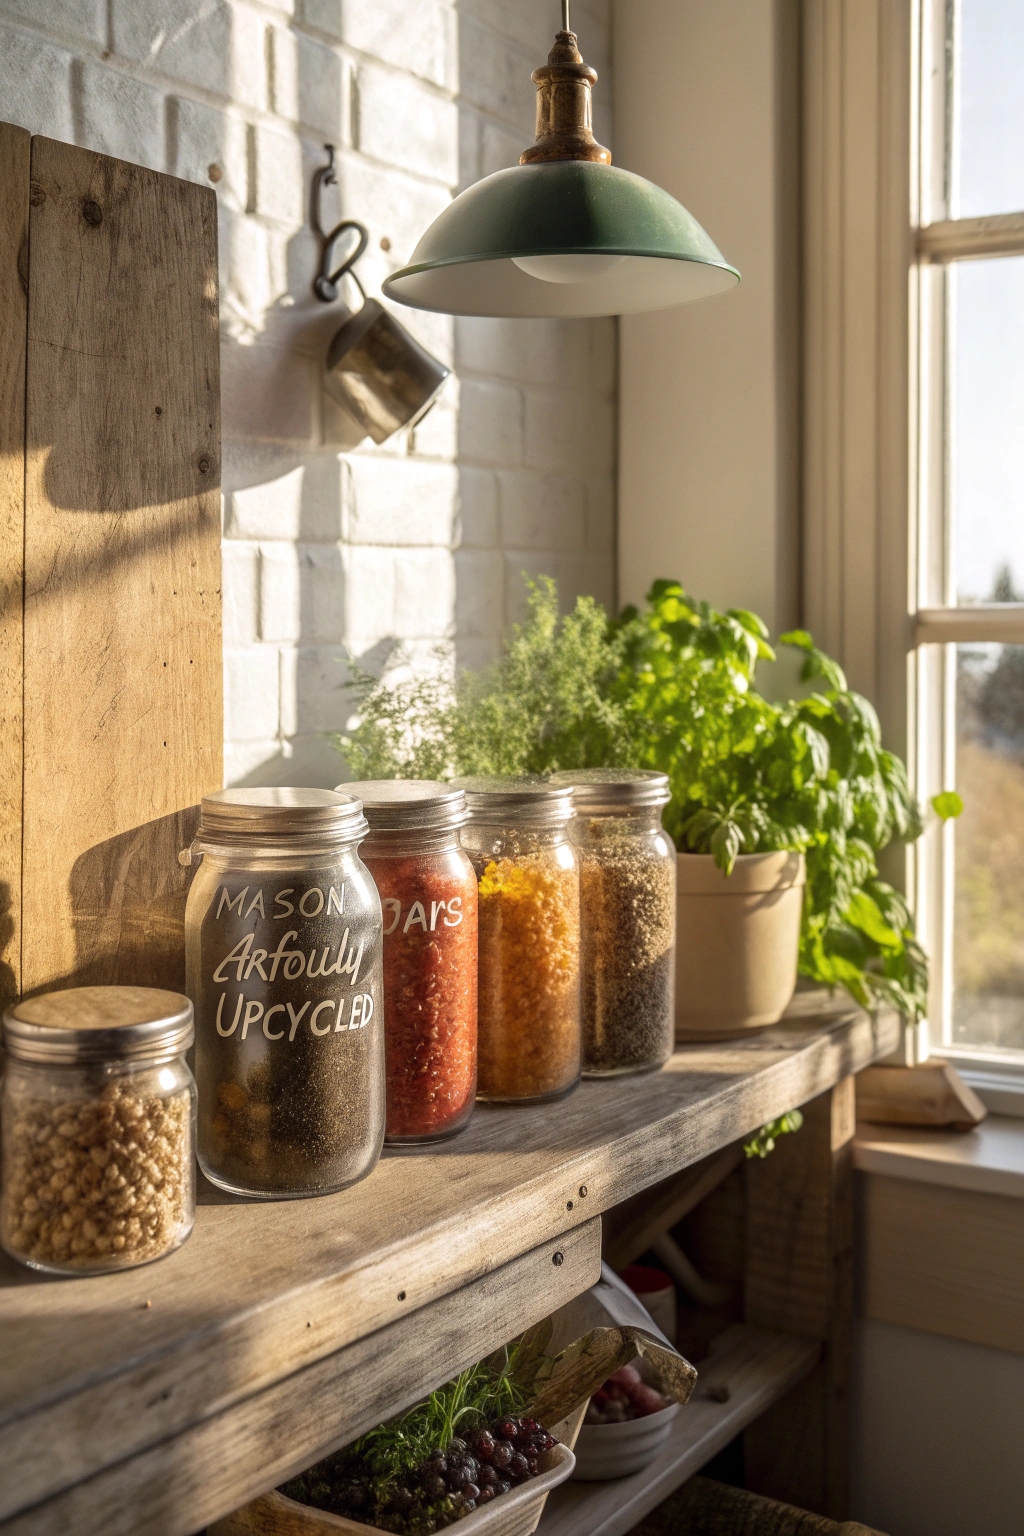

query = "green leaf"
711;819;743;875
931;790;964;821
744;1110;804;1159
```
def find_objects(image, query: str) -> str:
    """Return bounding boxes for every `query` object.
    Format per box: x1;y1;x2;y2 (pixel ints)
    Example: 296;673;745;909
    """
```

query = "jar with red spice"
341;781;478;1144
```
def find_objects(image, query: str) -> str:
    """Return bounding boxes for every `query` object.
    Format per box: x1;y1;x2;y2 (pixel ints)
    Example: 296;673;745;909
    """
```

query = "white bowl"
570;1401;679;1482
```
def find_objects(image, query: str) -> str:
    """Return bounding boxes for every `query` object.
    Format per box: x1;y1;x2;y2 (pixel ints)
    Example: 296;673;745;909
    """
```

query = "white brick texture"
5;0;616;787
75;61;164;170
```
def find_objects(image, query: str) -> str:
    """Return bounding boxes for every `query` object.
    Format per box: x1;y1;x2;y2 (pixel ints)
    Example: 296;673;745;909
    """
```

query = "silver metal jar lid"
338;780;468;834
195;787;369;847
451;775;575;826
3;986;194;1065
549;768;671;812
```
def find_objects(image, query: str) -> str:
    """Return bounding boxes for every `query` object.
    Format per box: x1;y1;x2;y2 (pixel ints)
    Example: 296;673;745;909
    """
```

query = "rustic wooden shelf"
0;999;896;1536
537;1324;821;1536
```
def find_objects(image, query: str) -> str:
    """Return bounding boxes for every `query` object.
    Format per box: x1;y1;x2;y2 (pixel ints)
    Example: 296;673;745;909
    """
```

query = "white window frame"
915;0;1024;1100
802;0;1024;1109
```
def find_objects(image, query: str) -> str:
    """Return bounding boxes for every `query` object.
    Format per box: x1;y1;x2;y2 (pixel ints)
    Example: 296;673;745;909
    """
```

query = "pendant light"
383;2;739;319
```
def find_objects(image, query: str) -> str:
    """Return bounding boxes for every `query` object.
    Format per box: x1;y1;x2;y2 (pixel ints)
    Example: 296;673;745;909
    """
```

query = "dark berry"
478;1486;496;1504
462;1483;480;1502
472;1429;496;1462
497;1419;519;1441
491;1440;513;1469
510;1453;530;1481
477;1465;497;1488
427;1452;448;1475
462;1455;480;1482
496;1479;511;1496
448;1437;467;1458
532;1432;555;1452
422;1474;447;1500
341;1482;369;1512
520;1418;539;1436
462;1499;476;1512
526;1457;539;1476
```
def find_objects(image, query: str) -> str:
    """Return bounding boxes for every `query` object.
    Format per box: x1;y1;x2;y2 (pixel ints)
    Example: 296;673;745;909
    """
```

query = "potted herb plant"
336;577;954;1038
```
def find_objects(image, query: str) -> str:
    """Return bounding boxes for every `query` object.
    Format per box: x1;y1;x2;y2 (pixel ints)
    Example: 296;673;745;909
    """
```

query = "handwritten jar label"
192;872;383;1197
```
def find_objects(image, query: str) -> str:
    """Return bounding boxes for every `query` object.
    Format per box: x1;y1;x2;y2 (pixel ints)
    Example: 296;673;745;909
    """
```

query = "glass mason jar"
342;781;478;1145
453;777;581;1104
1;986;196;1276
183;788;384;1199
550;770;676;1077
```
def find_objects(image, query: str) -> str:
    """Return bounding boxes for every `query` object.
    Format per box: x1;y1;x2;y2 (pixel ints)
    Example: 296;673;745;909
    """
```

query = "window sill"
854;1115;1024;1201
943;1054;1024;1119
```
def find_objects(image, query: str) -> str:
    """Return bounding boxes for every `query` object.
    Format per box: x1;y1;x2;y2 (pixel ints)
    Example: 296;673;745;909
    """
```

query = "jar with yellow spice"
453;777;581;1103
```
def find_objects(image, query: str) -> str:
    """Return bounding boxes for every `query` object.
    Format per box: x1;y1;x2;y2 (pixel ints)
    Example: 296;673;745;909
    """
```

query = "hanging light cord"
561;0;570;32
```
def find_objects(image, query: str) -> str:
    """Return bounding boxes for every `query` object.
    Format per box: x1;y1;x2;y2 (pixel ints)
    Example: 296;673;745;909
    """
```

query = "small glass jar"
453;776;581;1104
550;769;676;1077
0;986;196;1275
183;788;384;1199
343;780;478;1145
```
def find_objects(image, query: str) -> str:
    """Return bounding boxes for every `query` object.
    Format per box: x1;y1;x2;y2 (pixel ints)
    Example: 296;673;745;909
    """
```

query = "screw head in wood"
578;1184;588;1198
197;457;211;474
552;1251;564;1266
83;200;103;226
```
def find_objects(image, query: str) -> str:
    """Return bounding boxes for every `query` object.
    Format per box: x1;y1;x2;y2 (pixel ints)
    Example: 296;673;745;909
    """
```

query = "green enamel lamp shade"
382;160;740;319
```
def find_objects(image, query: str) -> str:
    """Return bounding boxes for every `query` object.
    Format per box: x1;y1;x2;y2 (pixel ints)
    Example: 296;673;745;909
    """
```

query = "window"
915;0;1024;1065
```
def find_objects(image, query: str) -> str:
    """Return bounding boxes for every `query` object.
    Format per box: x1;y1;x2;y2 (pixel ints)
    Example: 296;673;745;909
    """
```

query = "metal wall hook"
312;145;369;303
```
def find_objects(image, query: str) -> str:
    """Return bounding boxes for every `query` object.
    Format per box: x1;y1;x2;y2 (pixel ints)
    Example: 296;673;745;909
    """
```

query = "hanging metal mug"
314;153;450;445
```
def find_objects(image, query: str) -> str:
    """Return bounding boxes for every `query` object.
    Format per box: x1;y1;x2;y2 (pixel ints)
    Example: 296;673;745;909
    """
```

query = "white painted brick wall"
0;0;616;787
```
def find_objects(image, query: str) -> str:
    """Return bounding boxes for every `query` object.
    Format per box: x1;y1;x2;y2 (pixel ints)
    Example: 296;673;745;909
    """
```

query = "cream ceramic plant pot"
674;851;805;1040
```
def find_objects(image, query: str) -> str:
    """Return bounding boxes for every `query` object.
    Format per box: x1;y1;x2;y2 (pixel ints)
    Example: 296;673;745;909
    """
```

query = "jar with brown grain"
183;788;384;1198
1;986;196;1276
453;777;581;1104
550;769;676;1077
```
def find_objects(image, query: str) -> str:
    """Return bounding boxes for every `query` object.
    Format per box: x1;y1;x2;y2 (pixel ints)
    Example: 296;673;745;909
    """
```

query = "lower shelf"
537;1324;820;1536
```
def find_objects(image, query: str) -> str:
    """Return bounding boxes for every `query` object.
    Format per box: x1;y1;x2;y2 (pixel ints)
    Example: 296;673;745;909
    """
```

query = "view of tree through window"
943;2;1024;1054
955;637;1024;1050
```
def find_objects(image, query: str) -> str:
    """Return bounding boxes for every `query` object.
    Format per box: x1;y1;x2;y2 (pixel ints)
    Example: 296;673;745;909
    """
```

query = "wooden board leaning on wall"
0;123;223;1002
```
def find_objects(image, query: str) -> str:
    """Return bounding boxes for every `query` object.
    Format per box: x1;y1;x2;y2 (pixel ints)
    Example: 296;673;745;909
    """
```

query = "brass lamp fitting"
520;24;611;166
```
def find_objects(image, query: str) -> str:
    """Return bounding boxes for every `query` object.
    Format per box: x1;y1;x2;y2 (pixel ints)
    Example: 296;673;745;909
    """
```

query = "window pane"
950;256;1024;604
953;0;1024;217
954;643;1024;1052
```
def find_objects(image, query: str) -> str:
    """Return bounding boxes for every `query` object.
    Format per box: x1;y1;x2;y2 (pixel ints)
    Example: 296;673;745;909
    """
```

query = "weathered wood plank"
537;1325;821;1536
0;1222;601;1536
858;1173;1024;1356
744;1077;856;1520
0;1008;896;1523
602;1143;744;1270
0;121;29;1008
20;136;221;995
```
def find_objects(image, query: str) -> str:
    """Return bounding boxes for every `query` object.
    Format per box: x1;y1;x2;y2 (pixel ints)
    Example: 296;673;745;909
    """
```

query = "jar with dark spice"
341;780;478;1145
453;777;581;1104
1;986;196;1275
183;788;384;1198
550;769;676;1077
